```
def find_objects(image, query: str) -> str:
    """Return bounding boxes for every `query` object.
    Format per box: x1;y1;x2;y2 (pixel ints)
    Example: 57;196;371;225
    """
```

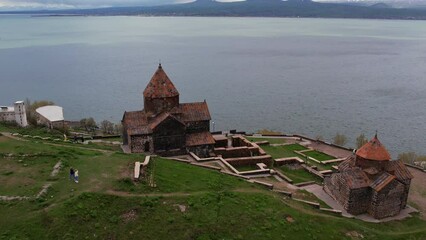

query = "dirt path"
408;167;426;219
0;132;29;142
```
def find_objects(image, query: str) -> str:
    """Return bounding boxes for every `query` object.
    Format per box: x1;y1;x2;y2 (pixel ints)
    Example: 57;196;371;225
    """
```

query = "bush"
333;133;347;146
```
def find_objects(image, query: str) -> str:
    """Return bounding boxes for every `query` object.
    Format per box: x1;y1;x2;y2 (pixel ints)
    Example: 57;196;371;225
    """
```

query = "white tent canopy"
36;105;64;122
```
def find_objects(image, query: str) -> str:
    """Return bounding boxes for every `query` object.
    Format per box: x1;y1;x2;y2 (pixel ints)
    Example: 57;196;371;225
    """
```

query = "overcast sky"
0;0;423;11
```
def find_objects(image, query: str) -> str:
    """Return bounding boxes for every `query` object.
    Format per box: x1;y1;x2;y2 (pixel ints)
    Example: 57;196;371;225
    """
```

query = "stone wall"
225;155;272;167
368;180;405;219
122;126;129;145
187;145;214;158
325;174;371;215
214;146;260;158
130;135;153;153
400;179;411;209
346;188;371;215
144;96;179;115
355;158;387;172
231;136;252;147
152;117;186;151
214;138;228;148
186;121;209;133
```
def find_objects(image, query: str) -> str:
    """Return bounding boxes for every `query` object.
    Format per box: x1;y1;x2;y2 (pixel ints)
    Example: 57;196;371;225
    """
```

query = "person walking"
74;169;79;183
69;167;75;180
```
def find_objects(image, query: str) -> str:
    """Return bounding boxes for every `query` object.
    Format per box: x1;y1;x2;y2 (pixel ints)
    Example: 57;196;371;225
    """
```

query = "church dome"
356;134;391;161
143;64;179;99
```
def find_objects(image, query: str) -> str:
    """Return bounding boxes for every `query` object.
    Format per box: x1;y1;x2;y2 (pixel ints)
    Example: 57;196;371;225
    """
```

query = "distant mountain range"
4;0;426;20
325;0;426;9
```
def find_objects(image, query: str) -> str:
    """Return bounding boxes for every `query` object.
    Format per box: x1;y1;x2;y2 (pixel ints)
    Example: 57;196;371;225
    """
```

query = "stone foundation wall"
324;173;371;214
231;136;252;147
130;135;153;153
400;179;411;209
214;139;228;148
347;188;371;215
368;180;405;219
214;146;260;158
225;155;272;167
187;145;214;158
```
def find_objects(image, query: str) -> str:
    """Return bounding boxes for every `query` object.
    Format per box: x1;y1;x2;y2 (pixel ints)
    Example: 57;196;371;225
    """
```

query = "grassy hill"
1;124;426;239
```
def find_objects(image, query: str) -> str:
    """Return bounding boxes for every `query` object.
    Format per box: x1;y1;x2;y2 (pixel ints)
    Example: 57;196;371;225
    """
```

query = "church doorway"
144;141;150;152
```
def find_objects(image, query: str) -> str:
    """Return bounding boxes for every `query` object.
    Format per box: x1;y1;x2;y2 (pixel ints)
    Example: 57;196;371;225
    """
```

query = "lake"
1;15;425;156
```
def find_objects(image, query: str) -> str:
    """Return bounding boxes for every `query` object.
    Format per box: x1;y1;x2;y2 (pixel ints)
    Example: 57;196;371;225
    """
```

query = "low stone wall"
214;139;228;148
294;181;316;187
220;170;250;180
405;163;426;172
225;155;272;167
254;141;269;146
292;198;321;209
251;180;274;190
274;157;304;166
214;146;260;158
239;169;271;176
190;162;221;171
156;148;187;157
322;158;346;164
275;170;293;183
302;165;324;179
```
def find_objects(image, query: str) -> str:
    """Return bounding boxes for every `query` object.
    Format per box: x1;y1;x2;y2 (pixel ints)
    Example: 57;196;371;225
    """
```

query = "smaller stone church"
324;134;413;219
122;64;215;157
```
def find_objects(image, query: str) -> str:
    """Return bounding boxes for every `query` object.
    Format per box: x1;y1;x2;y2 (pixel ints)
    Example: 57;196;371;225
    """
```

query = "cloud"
0;0;193;10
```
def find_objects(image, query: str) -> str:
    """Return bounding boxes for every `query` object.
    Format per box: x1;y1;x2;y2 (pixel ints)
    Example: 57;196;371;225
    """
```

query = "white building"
35;105;65;129
0;101;28;127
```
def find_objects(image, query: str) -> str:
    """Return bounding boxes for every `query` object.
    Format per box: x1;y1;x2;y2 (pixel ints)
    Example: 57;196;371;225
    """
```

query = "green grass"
277;166;322;184
0;122;64;138
116;158;256;193
246;137;286;144
305;159;334;171
234;165;261;172
304;151;335;161
1;132;426;239
261;144;308;159
0;153;56;196
260;144;333;171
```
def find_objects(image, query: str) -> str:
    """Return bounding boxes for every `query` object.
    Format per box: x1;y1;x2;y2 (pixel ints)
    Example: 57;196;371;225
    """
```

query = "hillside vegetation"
1;124;426;239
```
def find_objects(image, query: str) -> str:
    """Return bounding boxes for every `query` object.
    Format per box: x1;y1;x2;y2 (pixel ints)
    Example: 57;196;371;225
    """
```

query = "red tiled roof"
356;134;391;161
370;172;396;192
143;64;179;98
123;111;148;127
341;168;370;189
186;131;215;147
174;102;211;122
338;155;355;171
386;160;413;181
123;111;152;135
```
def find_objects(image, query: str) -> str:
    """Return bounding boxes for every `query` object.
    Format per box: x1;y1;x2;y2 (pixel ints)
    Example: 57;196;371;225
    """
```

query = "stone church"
122;64;215;157
324;134;413;219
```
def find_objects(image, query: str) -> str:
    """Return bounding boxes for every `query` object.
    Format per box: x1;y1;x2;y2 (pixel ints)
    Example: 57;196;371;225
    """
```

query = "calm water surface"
1;15;426;156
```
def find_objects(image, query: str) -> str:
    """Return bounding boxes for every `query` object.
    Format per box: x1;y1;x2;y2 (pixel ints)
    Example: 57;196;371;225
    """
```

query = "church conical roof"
356;134;391;161
143;64;179;98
